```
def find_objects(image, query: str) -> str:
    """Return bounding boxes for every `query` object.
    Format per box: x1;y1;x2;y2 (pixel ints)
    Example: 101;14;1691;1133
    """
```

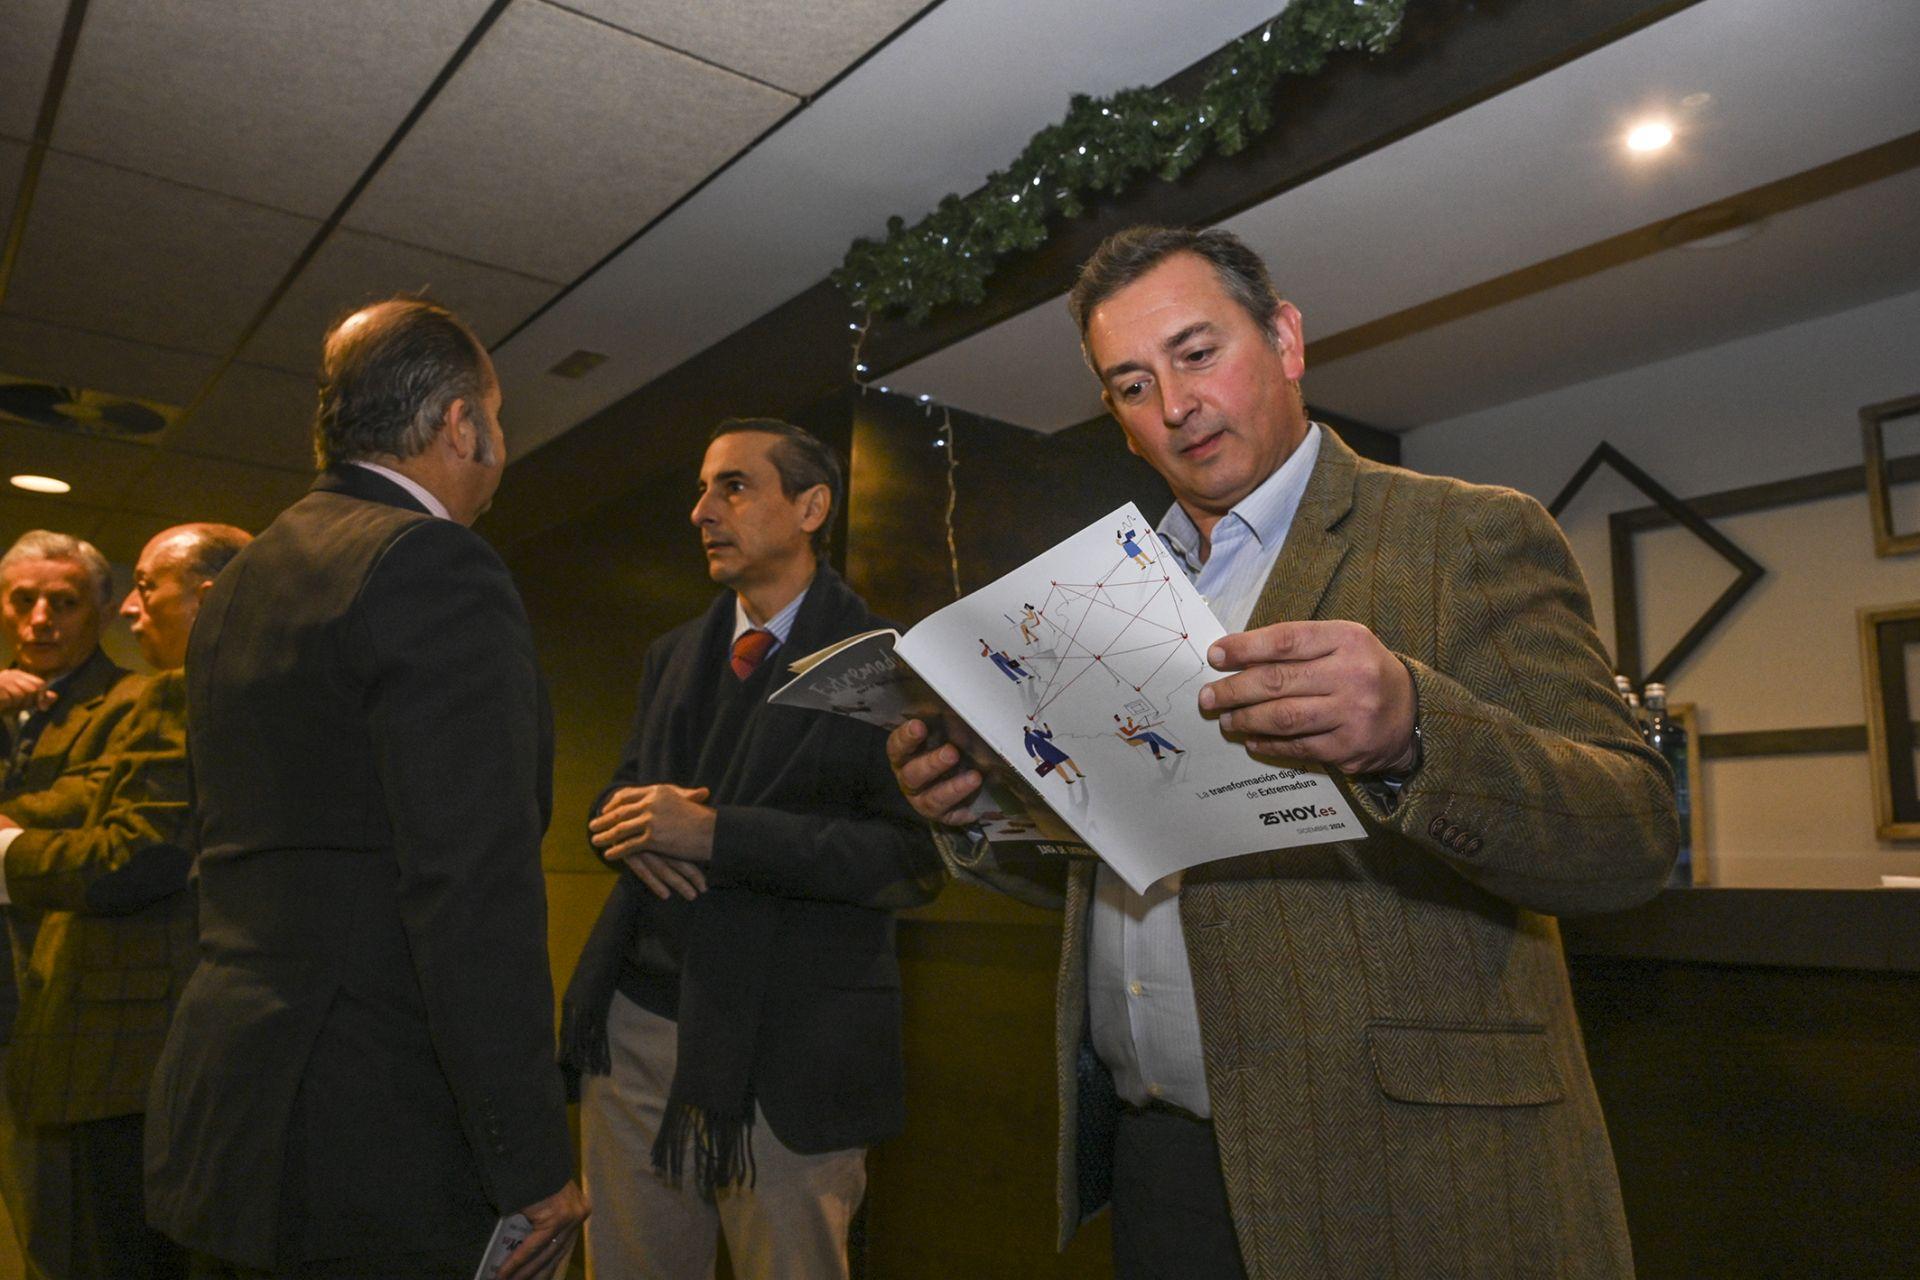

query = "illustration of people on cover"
1016;604;1041;646
980;638;1036;683
1023;722;1085;784
1115;525;1155;568
1114;712;1184;761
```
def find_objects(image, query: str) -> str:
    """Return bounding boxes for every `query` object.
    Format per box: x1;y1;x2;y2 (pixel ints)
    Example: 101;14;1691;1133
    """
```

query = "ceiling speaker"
0;377;177;439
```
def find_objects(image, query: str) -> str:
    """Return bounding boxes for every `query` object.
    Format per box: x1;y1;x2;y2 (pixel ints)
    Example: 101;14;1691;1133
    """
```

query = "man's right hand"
886;716;987;828
0;670;52;714
497;1179;589;1280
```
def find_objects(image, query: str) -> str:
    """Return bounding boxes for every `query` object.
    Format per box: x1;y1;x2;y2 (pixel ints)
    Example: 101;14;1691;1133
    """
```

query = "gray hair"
1067;225;1283;365
0;530;114;609
312;297;495;469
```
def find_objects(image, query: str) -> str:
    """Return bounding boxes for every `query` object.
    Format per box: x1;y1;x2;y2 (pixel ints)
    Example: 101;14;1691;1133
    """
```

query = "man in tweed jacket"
889;228;1677;1279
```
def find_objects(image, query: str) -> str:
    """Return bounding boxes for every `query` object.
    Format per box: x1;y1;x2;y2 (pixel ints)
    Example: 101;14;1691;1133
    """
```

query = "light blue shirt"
1088;425;1322;1114
732;584;809;652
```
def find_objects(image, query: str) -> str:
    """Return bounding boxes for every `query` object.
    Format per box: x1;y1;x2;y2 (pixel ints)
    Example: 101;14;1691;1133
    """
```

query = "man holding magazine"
887;226;1678;1280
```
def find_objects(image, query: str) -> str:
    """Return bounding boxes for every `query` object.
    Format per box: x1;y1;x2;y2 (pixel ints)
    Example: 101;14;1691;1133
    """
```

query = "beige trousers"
580;993;867;1280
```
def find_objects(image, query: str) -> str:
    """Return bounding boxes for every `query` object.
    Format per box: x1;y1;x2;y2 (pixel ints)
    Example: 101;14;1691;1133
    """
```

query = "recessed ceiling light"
1626;121;1674;152
10;474;71;495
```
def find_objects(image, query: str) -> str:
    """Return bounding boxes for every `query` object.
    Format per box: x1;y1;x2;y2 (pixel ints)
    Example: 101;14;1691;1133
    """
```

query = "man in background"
0;522;249;1279
889;227;1676;1279
561;420;942;1280
145;299;585;1279
0;530;142;1279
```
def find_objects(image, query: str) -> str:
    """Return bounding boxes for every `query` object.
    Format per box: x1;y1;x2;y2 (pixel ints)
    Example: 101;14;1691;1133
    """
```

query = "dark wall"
1569;956;1920;1279
844;392;1173;626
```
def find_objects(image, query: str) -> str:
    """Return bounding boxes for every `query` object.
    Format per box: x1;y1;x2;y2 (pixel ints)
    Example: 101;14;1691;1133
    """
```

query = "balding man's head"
312;297;496;471
121;523;252;669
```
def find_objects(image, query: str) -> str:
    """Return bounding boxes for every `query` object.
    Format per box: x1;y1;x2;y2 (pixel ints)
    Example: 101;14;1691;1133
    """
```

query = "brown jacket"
4;668;194;1124
950;431;1677;1279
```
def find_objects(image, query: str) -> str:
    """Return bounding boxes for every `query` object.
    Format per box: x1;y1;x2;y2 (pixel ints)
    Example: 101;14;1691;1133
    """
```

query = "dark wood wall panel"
846;393;1173;626
1570;956;1920;1279
866;906;1115;1278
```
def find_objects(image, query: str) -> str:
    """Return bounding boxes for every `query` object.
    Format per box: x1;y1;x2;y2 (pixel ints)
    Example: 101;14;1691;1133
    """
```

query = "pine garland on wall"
832;0;1411;325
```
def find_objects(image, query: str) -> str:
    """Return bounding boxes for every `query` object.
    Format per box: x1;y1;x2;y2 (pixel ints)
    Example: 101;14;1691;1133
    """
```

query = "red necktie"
730;628;776;681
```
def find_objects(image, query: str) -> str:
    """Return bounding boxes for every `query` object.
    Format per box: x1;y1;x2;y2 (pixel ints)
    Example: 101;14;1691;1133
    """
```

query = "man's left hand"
1200;620;1417;777
588;784;717;862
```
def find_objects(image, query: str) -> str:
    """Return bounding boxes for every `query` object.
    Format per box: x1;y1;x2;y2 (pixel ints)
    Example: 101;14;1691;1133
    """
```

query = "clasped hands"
589;783;716;901
887;619;1417;826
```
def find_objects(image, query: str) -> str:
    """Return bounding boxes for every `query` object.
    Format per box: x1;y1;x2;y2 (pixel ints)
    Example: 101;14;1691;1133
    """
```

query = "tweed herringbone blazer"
951;431;1677;1280
5;669;194;1125
3;649;143;1045
2;649;141;827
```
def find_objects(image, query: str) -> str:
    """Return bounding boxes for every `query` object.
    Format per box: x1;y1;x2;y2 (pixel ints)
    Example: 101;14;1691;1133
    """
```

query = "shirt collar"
1157;423;1323;569
733;583;810;648
349;461;450;520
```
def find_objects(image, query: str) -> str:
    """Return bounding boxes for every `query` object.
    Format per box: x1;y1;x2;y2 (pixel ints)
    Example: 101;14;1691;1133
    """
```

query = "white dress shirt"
1087;425;1323;1114
350;460;449;520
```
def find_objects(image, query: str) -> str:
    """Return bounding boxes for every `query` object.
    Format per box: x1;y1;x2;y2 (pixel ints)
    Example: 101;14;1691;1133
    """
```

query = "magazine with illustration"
769;503;1361;891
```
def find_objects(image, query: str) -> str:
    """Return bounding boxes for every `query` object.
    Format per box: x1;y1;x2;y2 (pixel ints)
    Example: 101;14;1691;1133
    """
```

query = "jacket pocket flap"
1366;1021;1563;1107
77;968;173;1003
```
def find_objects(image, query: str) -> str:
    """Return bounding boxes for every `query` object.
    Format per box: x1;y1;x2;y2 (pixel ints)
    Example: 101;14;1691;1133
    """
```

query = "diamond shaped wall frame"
1547;442;1765;687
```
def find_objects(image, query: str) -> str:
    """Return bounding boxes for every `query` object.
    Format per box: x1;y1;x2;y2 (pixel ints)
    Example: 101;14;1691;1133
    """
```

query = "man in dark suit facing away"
145;299;587;1279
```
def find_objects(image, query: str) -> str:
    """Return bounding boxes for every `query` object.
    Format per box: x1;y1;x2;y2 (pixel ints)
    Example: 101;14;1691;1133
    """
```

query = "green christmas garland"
833;0;1410;325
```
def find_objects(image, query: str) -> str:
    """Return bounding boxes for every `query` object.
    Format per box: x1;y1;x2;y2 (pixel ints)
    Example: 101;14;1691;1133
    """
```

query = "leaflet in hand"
472;1213;576;1280
771;504;1361;889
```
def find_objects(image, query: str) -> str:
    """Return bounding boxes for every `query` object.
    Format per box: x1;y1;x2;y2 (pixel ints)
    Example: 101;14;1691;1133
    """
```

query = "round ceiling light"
1626;121;1675;153
10;474;72;495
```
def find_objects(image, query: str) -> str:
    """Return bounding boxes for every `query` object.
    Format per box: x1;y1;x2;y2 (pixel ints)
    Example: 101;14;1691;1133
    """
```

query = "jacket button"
1465;837;1483;854
1429;816;1449;838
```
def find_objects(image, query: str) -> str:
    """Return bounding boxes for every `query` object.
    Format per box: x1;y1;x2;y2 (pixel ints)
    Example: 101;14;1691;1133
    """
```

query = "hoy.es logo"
1259;804;1333;826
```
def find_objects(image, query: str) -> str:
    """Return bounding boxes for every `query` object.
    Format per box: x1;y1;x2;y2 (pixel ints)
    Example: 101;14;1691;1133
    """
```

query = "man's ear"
799;483;831;534
442;399;478;460
1271;302;1306;382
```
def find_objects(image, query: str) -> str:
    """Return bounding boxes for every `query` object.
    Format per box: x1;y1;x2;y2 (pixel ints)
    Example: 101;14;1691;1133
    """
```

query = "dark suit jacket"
2;649;144;1047
950;432;1677;1279
145;466;571;1269
561;567;943;1155
5;668;195;1124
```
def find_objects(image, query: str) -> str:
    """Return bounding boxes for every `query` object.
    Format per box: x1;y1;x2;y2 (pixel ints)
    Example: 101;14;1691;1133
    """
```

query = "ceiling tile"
239;229;558;375
2;151;319;356
565;0;931;96
0;421;153;510
168;363;316;473
0;314;217;405
345;0;795;281
52;0;496;217
122;452;313;531
0;0;66;140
